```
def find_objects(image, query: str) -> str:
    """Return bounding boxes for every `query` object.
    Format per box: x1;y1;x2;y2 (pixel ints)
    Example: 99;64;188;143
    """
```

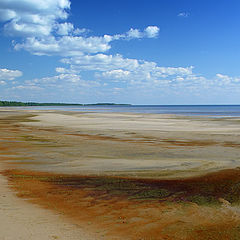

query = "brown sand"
10;110;240;178
0;165;95;240
1;108;240;239
3;168;240;240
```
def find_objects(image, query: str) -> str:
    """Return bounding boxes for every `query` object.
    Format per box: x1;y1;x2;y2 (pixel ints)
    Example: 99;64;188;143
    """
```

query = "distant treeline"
0;101;131;107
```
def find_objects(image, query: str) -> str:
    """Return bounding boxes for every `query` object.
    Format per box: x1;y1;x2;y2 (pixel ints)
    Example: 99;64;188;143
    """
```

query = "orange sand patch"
4;169;240;240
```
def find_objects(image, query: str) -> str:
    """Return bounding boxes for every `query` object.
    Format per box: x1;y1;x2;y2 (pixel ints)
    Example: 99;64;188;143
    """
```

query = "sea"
16;105;240;117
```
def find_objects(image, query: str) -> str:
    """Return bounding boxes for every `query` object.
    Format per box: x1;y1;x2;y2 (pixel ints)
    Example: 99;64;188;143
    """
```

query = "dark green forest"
0;101;130;107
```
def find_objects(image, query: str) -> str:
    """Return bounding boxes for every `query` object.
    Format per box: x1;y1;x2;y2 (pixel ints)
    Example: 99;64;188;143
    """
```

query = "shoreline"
2;105;240;119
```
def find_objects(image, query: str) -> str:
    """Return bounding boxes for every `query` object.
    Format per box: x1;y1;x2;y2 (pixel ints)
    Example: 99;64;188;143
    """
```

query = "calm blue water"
16;105;240;117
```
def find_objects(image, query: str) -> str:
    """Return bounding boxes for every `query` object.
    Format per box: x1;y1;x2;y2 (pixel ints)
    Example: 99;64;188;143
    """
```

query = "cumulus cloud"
30;73;81;84
14;26;160;56
125;26;160;39
62;54;193;78
101;70;131;80
55;67;78;74
0;1;202;91
0;0;70;36
0;0;160;65
56;22;74;35
1;1;189;92
14;35;113;56
73;28;89;35
12;34;107;56
61;53;197;88
216;73;240;85
0;68;22;81
0;2;160;56
126;28;142;39
15;73;101;91
61;54;140;71
153;66;193;77
144;26;160;38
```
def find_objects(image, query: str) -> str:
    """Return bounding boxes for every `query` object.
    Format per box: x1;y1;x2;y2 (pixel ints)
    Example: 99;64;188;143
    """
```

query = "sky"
0;0;240;104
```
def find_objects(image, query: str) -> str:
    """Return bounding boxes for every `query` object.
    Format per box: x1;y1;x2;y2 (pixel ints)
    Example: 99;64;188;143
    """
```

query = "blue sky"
0;0;240;104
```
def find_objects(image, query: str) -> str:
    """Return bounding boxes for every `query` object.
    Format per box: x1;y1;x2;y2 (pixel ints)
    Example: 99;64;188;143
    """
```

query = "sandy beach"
0;164;96;240
1;0;240;238
1;108;240;239
10;109;240;177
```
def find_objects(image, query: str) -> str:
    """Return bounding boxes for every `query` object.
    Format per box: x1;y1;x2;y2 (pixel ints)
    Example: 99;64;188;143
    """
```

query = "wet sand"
8;109;240;178
1;108;240;239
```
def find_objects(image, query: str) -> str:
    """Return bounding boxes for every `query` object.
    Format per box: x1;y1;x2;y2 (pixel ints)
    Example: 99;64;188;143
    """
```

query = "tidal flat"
1;108;240;239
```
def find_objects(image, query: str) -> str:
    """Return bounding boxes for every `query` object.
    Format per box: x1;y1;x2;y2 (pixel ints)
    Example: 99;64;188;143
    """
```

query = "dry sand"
0;165;95;240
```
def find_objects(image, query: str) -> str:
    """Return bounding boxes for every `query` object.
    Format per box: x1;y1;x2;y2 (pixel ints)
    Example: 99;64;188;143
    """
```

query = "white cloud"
73;28;89;35
14;26;160;56
0;68;22;81
153;66;193;77
62;54;140;71
144;26;160;38
56;22;74;35
4;19;52;37
124;26;159;39
14;73;101;91
216;73;231;82
0;0;70;37
55;67;78;74
2;1;208;93
63;53;197;88
0;1;160;61
0;81;6;85
33;73;81;83
56;67;69;73
62;54;193;81
101;70;131;80
178;12;190;18
126;28;142;39
12;85;43;90
14;35;113;56
55;23;88;36
216;73;240;85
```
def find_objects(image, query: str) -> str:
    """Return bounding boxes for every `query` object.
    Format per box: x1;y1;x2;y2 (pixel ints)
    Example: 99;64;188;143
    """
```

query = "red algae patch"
4;169;240;240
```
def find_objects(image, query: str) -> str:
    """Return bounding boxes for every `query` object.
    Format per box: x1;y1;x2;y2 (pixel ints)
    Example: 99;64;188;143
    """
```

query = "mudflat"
1;108;240;239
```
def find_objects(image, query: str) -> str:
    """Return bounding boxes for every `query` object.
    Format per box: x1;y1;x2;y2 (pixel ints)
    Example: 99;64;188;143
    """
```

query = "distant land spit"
0;101;131;107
